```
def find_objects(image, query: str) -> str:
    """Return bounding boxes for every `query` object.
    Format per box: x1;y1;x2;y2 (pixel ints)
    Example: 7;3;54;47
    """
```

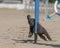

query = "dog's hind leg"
38;33;47;41
44;31;52;41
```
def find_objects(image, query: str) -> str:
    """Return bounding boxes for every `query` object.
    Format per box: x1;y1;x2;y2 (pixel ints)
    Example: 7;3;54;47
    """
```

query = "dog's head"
27;15;31;20
27;15;34;27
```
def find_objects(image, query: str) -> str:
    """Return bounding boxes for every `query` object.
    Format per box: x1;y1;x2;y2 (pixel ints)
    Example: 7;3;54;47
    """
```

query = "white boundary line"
0;3;25;10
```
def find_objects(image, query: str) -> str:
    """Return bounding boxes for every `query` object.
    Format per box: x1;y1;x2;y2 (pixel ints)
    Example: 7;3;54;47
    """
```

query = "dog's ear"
27;15;31;20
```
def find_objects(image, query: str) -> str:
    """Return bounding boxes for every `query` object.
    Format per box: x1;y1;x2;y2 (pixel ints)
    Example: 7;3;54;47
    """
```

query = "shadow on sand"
12;39;60;48
12;39;34;43
36;43;60;48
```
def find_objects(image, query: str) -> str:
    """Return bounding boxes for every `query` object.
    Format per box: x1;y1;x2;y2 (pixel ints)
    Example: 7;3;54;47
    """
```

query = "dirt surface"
0;9;60;48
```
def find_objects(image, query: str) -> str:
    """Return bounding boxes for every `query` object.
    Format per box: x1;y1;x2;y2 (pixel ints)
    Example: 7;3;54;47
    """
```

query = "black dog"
27;15;52;41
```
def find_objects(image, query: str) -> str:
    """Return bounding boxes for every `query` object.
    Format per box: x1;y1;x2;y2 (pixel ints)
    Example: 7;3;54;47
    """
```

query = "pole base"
34;33;37;43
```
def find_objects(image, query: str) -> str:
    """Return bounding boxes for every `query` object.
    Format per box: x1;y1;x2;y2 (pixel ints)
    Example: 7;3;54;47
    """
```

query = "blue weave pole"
34;0;40;43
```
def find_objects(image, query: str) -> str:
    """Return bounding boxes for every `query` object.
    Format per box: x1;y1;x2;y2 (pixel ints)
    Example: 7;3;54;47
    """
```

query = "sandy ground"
0;9;60;48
